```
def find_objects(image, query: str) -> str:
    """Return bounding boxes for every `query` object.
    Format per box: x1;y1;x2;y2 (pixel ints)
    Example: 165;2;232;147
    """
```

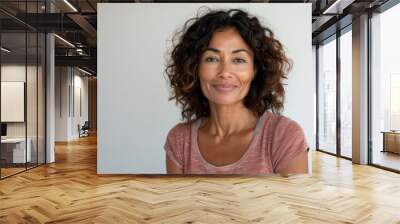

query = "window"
340;29;352;158
318;36;337;155
371;2;400;171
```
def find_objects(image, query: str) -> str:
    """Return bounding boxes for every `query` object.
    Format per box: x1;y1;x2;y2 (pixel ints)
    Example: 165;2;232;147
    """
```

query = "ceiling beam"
55;55;96;70
67;13;97;39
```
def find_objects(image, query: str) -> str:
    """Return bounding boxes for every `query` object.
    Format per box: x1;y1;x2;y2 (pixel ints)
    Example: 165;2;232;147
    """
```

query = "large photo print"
97;3;313;174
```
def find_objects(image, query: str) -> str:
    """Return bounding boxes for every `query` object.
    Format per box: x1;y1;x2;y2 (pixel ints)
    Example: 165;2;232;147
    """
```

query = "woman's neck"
201;102;258;138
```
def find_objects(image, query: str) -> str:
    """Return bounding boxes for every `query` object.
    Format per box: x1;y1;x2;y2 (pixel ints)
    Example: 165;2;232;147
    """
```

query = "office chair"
79;121;90;138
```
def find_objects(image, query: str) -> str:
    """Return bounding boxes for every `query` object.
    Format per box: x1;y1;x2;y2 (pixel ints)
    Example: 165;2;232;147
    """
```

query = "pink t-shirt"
164;111;308;174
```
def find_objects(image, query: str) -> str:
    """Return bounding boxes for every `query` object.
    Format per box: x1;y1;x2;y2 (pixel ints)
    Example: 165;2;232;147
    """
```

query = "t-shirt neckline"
192;111;267;169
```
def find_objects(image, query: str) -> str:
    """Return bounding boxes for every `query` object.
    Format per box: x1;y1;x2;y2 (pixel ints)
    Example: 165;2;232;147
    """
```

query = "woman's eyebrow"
232;49;250;54
205;48;250;54
204;48;220;53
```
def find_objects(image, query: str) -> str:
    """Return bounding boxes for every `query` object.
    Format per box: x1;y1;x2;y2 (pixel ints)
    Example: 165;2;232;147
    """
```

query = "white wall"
55;67;69;141
55;67;89;141
98;3;314;174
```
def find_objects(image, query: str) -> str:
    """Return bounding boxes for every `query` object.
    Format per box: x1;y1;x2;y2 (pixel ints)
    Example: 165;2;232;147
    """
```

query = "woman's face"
198;27;255;107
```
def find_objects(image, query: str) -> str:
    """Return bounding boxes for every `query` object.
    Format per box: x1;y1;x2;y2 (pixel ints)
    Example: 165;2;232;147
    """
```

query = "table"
1;138;32;163
381;131;400;154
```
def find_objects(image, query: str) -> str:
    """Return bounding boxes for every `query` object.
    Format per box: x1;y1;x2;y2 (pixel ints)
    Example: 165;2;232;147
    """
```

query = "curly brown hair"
165;8;292;123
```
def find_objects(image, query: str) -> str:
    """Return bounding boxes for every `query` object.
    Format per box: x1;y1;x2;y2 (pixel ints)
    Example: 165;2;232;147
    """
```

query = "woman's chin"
209;97;242;106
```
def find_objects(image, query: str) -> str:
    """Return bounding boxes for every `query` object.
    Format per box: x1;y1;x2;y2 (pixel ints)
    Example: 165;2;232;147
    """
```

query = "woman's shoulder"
166;119;197;142
261;112;308;172
264;112;308;150
263;111;305;136
164;120;196;169
167;120;193;133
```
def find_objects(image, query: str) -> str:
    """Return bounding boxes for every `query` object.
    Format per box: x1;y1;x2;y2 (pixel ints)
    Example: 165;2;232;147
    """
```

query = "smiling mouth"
212;84;238;92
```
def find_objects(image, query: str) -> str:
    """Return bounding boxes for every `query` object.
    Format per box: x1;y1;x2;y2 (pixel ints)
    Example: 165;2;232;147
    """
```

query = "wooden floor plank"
0;134;400;223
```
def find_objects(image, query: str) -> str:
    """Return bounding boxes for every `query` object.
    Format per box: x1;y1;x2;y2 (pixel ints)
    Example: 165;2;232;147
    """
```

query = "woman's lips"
212;84;238;92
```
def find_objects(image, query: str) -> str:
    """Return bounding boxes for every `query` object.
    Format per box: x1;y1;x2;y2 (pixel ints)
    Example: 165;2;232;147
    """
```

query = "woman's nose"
217;58;233;78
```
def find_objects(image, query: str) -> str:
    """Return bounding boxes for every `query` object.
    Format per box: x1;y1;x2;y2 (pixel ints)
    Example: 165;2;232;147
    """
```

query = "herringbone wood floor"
1;134;400;223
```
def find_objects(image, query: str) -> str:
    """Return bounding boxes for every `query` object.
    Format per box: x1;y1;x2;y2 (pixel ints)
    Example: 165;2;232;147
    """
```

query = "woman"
164;8;308;175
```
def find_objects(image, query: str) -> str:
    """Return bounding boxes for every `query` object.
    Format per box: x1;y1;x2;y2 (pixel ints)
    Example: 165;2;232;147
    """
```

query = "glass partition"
318;36;337;155
1;31;28;177
0;1;46;179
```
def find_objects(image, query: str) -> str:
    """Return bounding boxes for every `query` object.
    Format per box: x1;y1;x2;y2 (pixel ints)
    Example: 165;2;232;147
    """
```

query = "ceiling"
0;0;393;75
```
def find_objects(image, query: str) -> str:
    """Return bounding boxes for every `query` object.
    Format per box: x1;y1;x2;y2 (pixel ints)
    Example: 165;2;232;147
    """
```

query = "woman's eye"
233;58;246;63
205;56;219;62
